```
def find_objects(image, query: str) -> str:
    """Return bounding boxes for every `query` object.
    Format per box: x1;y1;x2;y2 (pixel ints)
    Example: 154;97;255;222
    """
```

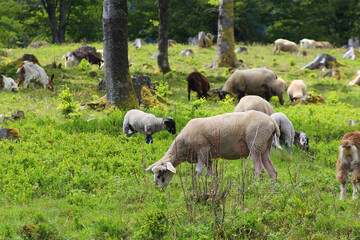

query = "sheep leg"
261;148;278;190
196;160;205;179
352;171;360;200
187;87;191;101
123;124;137;137
236;90;245;101
251;152;264;180
340;182;347;200
196;148;212;178
352;181;359;200
336;167;348;200
145;134;153;144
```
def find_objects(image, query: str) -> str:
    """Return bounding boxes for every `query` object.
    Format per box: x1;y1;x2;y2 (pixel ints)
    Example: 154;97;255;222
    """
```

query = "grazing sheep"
186;72;210;101
146;111;279;189
287;80;307;102
234;95;275;116
348;71;360;86
273;39;299;55
179;49;194;57
271;113;295;149
294;131;309;150
336;131;360;200
123;109;176;144
0;75;18;92
235;47;248;54
300;39;316;49
219;69;286;105
16;61;54;91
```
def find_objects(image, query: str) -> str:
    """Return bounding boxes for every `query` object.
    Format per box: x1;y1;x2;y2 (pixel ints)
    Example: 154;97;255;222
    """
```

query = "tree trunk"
41;0;72;44
157;0;171;74
211;0;238;68
59;0;71;43
103;0;138;110
41;0;60;44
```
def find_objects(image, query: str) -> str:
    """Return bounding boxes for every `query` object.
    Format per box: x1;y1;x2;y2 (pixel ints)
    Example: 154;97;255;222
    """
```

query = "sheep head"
146;161;176;188
218;90;230;100
164;117;176;134
295;131;309;150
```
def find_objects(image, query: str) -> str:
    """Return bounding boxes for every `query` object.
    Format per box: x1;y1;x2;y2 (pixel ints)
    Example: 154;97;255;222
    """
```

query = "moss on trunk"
212;0;238;68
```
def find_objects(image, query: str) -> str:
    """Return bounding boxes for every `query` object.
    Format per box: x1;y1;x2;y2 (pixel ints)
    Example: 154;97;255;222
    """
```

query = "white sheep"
0;75;18;92
146;110;280;188
219;68;286;105
287;80;307;102
123;109;176;144
300;39;316;49
16;61;54;91
273;39;299;55
234;95;275;116
271;112;295;149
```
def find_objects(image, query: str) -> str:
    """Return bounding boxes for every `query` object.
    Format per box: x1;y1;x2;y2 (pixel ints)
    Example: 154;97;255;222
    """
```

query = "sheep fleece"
159;110;280;166
287;80;307;100
234;95;275;116
222;68;277;95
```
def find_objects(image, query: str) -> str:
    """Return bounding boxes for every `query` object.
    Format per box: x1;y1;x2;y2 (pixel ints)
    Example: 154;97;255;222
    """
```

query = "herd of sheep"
122;38;360;199
1;38;359;201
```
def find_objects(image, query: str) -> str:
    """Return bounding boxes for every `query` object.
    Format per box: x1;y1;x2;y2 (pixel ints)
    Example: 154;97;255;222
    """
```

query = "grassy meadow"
0;42;360;239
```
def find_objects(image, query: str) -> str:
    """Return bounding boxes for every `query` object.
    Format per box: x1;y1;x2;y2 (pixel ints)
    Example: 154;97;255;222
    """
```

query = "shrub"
78;59;91;71
58;86;80;118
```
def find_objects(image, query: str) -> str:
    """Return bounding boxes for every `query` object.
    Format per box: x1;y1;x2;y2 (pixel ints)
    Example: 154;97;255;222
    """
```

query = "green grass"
0;42;360;239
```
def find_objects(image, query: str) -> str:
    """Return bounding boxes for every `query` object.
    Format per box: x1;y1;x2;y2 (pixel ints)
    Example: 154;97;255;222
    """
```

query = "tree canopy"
0;0;359;48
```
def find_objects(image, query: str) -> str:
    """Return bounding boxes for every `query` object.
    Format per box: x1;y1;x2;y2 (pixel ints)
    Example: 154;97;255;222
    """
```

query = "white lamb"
0;75;18;92
287;80;307;102
123;109;176;144
234;95;275;116
146;111;280;189
16;61;54;91
271;112;295;149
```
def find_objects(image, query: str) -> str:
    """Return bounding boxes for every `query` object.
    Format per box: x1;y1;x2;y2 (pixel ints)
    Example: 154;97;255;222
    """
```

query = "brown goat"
336;131;360;200
186;72;210;101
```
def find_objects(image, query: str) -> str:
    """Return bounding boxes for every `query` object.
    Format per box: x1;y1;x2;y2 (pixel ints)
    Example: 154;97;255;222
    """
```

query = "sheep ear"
166;162;176;173
146;163;157;172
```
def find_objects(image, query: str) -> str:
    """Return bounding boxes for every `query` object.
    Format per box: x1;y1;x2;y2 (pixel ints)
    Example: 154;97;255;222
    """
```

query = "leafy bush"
78;59;91;71
58;86;80;118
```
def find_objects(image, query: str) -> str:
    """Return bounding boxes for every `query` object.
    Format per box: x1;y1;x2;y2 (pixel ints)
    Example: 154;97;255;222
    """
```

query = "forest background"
1;0;360;48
